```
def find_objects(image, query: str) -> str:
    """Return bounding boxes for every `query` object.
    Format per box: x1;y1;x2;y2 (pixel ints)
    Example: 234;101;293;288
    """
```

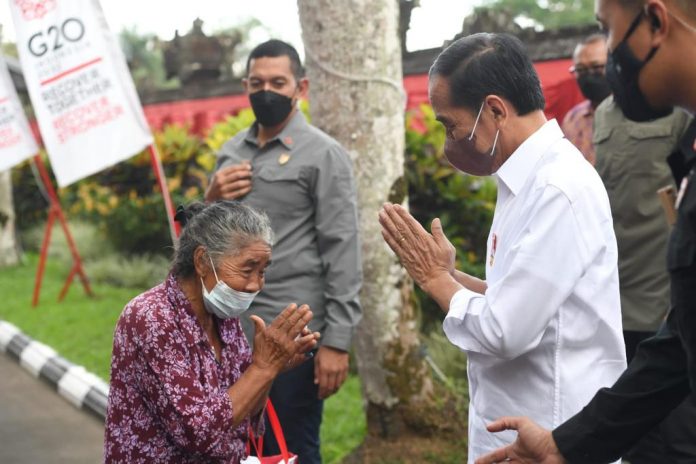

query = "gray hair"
172;201;274;278
573;33;607;60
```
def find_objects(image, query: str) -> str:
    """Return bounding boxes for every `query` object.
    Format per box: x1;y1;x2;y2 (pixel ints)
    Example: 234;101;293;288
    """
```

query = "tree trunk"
298;0;452;443
0;169;20;266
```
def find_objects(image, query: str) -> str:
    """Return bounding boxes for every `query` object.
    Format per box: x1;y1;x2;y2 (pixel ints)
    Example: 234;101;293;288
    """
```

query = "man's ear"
645;0;669;44
485;95;509;127
297;77;309;100
242;78;250;94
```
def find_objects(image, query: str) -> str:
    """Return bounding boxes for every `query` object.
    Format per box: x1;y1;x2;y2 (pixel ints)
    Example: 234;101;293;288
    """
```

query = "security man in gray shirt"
205;39;362;464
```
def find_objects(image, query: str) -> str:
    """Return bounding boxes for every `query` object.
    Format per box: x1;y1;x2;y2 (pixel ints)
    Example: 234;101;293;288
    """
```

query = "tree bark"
0;169;20;266
298;0;445;440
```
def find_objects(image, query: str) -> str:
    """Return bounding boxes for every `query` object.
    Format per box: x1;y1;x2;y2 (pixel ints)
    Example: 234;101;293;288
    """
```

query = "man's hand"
378;203;456;291
474;417;566;464
314;346;349;400
205;160;252;202
284;326;321;372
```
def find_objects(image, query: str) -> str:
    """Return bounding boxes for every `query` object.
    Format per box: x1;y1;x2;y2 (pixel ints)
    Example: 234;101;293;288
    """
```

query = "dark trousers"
262;358;323;464
623;330;696;464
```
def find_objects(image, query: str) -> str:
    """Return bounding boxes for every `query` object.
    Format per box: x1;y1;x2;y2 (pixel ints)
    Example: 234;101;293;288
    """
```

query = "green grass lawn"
0;253;133;379
0;252;365;462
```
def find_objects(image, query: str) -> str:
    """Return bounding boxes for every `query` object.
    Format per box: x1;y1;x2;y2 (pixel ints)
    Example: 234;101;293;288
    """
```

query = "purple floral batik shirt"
104;274;261;463
561;100;596;165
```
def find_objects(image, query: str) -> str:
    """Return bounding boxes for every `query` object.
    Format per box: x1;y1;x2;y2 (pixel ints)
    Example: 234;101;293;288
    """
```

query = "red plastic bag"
244;400;298;464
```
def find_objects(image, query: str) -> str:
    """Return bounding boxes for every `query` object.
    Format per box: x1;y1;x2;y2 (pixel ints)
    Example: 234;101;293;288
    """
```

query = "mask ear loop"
622;8;647;43
469;101;485;141
668;10;696;34
490;130;500;157
208;255;220;282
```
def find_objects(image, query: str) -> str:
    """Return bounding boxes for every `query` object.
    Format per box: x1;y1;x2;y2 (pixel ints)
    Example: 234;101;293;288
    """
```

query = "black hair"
573;33;608;60
429;33;545;116
245;39;305;81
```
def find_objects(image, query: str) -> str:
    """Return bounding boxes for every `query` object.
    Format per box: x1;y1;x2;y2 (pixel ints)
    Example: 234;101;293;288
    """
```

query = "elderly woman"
104;201;319;463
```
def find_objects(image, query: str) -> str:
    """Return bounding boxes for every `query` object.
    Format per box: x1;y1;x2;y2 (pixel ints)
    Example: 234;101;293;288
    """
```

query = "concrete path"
0;353;104;463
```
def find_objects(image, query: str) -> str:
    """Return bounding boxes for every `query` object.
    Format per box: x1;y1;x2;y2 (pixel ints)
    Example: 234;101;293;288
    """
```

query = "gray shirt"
593;97;692;332
215;111;362;350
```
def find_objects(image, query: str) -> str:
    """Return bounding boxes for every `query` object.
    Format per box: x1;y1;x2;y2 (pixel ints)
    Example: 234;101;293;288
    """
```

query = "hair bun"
174;202;206;228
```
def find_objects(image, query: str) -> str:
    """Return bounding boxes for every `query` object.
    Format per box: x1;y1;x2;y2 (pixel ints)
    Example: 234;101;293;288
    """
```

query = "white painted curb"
0;319;109;420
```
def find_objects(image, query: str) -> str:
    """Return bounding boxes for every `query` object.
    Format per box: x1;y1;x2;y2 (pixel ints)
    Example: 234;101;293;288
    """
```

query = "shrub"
20;220;113;268
21;220;169;289
85;253;169;289
11;153;51;232
206;108;257;152
99;193;175;256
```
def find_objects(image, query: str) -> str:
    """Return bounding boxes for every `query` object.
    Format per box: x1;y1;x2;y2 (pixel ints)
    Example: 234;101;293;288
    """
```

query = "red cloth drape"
140;58;585;135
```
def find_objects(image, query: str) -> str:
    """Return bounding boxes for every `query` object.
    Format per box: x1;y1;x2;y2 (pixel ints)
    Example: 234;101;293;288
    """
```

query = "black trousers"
623;330;696;464
262;358;324;464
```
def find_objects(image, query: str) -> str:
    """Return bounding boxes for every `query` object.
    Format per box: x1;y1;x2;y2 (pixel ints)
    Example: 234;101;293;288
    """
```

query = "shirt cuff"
321;325;353;351
442;287;485;352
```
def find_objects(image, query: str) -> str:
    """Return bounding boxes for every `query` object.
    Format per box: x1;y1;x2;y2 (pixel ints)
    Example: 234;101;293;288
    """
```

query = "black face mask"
577;73;612;105
605;10;672;122
249;90;294;127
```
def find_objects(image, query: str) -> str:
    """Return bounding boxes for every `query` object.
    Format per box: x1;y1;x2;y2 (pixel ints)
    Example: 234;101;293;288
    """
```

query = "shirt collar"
164;273;237;347
495;119;564;196
244;110;306;150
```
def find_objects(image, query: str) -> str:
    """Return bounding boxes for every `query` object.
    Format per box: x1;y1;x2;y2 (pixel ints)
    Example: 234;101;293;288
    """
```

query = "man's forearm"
422;273;464;313
452;270;487;294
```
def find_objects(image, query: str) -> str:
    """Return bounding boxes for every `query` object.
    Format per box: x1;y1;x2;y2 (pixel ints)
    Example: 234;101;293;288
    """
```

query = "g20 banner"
0;55;38;171
9;0;153;187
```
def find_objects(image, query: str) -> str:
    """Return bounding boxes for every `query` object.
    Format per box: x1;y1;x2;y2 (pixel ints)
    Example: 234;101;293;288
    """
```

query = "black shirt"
552;125;696;463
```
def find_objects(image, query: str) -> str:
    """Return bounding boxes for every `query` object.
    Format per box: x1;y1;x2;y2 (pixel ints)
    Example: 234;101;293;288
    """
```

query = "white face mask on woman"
200;256;259;319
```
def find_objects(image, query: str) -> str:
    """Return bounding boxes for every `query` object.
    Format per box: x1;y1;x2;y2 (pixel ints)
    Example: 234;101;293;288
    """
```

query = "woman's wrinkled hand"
250;303;320;376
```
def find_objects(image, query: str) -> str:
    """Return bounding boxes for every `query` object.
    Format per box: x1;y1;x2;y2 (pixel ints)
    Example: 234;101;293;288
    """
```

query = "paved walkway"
0;353;104;463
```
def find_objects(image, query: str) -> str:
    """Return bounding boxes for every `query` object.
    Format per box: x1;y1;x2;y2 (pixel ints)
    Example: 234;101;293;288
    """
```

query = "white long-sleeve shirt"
443;120;626;462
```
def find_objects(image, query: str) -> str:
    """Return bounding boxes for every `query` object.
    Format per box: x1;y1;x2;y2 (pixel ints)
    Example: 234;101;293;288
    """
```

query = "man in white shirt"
378;32;626;462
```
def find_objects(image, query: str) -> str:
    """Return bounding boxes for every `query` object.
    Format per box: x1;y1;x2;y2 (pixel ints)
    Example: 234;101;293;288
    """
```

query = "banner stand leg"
147;143;180;243
58;265;77;302
32;204;57;307
31;155;94;307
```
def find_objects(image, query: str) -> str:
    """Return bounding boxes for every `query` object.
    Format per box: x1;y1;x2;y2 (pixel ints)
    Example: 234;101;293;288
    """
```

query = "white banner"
9;0;153;187
0;55;38;171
